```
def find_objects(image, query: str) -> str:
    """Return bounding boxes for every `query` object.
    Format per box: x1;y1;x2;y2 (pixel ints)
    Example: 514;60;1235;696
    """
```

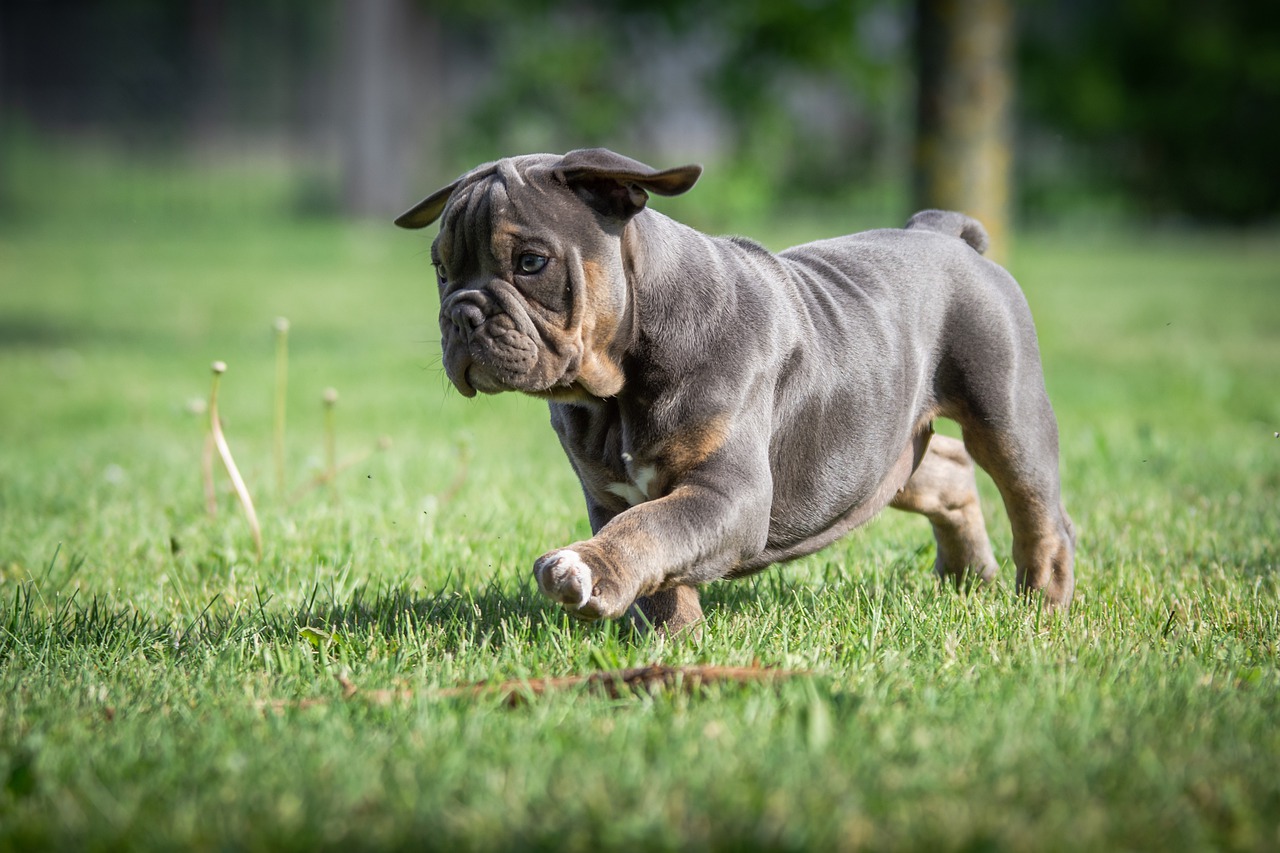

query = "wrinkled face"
432;158;630;402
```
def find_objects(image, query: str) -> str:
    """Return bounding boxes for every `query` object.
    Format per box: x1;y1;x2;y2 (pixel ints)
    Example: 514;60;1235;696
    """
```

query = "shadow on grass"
285;578;551;651
0;573;806;665
0;575;556;662
1;548;988;663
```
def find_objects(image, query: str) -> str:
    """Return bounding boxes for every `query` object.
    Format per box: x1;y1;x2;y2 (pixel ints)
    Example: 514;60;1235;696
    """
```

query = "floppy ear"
394;180;461;230
555;148;702;220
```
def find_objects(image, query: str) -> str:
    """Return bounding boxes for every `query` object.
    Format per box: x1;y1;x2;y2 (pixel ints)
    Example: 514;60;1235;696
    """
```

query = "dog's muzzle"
440;291;544;396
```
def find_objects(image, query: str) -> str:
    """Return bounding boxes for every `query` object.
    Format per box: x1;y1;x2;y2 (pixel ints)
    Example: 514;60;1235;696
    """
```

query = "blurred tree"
1020;0;1280;224
190;0;229;144
4;0;1271;224
913;0;1013;259
338;0;446;218
341;0;397;217
0;0;331;144
697;0;906;201
430;0;907;217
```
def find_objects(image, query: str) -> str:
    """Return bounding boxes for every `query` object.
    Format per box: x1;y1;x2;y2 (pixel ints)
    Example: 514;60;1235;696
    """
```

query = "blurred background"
3;0;1277;238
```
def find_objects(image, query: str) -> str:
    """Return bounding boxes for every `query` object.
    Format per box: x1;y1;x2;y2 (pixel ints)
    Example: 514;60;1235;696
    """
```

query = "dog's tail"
905;210;989;255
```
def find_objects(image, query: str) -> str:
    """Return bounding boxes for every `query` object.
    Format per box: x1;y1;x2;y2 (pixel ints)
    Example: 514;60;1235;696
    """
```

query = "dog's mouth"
450;362;477;398
448;346;585;401
441;353;502;398
458;361;506;397
464;364;591;404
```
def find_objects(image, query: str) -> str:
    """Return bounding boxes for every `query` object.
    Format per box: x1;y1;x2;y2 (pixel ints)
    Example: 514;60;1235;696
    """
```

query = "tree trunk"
339;0;440;219
913;0;1013;263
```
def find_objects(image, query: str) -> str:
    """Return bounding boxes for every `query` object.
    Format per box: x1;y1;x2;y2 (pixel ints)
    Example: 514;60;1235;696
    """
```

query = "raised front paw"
533;547;629;621
534;549;594;611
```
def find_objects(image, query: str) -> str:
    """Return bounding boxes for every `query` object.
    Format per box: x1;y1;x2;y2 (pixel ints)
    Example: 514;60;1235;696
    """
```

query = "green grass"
1;151;1278;851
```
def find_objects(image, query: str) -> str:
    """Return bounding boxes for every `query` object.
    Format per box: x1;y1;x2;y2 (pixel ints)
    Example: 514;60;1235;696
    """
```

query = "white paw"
534;549;593;610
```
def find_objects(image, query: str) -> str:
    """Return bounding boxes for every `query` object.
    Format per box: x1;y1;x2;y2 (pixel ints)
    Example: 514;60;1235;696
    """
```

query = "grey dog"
396;148;1075;635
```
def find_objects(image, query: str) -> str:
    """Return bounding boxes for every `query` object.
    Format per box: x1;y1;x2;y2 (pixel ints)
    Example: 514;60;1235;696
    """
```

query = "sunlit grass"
0;157;1277;851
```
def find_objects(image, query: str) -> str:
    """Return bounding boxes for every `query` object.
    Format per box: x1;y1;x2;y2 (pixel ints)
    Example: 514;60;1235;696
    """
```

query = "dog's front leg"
534;461;771;625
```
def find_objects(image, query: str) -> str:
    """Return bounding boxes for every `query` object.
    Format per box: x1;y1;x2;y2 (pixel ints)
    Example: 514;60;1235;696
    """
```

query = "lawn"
1;152;1278;851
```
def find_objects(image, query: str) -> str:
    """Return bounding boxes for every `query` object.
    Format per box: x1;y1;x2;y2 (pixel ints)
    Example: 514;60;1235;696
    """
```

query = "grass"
0;148;1278;851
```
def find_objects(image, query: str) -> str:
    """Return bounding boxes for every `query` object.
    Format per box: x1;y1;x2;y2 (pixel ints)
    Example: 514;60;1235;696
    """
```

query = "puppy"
396;148;1075;634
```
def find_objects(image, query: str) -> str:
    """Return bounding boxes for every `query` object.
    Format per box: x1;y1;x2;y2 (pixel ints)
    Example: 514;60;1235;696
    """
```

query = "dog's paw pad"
534;549;594;611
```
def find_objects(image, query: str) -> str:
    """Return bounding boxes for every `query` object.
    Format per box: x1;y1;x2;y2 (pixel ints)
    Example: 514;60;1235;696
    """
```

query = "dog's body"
397;149;1075;634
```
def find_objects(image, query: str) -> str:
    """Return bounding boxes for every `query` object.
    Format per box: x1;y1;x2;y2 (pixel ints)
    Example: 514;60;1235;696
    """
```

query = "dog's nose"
449;303;485;336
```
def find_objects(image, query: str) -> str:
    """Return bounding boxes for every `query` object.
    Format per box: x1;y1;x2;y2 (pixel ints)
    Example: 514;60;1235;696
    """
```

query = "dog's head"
396;149;701;402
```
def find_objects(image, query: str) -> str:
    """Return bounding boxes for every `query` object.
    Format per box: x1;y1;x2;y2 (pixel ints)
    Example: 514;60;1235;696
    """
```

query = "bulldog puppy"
396;148;1075;635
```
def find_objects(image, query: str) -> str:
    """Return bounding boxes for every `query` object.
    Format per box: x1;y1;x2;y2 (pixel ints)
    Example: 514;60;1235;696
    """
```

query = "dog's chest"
604;453;659;507
575;441;664;511
550;402;669;511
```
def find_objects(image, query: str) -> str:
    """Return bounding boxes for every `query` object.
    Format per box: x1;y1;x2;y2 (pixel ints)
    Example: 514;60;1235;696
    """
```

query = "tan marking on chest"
601;416;731;508
659;415;731;476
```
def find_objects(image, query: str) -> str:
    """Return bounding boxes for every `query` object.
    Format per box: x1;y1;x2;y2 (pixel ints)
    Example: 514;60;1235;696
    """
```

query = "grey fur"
397;148;1075;634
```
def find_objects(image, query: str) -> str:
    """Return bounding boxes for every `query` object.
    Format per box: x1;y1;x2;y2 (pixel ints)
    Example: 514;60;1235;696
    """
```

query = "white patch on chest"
606;463;658;507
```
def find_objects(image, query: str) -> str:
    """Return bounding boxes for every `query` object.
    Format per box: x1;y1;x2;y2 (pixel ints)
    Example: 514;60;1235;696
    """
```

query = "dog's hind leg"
929;257;1076;608
627;585;704;638
955;386;1076;609
891;434;1000;589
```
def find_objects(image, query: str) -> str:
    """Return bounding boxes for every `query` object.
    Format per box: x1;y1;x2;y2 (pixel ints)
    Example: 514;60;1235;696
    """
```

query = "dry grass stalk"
208;361;263;559
288;437;392;504
322;387;339;502
201;433;217;516
272;317;289;496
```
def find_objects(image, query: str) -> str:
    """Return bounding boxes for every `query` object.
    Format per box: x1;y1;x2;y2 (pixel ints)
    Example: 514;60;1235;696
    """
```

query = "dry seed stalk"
272;317;290;496
322;387;339;502
208;360;263;559
202;432;217;516
288;436;392;504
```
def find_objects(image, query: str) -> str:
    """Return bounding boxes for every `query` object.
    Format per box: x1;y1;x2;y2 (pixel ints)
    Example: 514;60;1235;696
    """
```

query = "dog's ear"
556;148;702;220
394;180;461;230
395;160;503;229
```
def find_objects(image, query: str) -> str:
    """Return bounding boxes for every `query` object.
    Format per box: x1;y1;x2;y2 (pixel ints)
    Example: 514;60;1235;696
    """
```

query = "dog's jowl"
397;148;1076;635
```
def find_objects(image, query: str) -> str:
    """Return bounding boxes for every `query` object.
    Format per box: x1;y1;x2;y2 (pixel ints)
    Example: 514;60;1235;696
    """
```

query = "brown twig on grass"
257;664;804;714
208;361;263;559
435;664;803;706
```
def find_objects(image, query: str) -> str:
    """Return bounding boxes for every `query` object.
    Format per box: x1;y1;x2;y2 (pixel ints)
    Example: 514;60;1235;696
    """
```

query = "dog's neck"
623;209;736;331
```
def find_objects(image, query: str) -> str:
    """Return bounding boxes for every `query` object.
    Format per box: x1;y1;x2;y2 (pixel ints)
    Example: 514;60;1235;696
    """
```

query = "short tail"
905;210;989;255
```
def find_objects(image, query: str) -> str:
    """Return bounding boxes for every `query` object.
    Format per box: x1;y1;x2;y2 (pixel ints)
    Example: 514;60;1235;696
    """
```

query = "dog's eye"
432;262;448;285
516;253;548;275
